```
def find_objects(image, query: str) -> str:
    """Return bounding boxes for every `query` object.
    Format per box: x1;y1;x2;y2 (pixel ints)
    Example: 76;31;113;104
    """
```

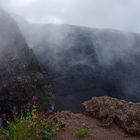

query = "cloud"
0;0;140;32
27;16;63;24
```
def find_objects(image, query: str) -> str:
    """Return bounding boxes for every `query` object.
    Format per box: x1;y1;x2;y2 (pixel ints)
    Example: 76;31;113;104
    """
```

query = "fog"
1;1;140;111
0;0;140;33
20;22;140;110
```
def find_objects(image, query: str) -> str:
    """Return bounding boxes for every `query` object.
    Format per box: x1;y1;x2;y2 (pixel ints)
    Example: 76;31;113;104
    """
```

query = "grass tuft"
74;127;88;139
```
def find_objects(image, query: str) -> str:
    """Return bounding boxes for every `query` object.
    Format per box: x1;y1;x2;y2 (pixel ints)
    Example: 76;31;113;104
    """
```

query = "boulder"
83;96;140;135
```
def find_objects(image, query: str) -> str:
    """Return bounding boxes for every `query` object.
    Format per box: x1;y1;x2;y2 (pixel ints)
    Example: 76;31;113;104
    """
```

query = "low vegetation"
74;128;88;139
0;96;63;140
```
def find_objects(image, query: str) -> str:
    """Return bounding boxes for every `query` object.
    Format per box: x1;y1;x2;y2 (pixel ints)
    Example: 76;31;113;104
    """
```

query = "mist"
0;0;140;33
1;1;140;111
18;22;140;111
1;2;140;139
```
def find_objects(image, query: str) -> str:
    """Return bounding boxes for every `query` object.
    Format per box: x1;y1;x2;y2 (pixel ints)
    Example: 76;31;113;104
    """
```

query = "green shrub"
74;128;88;139
4;96;62;140
6;112;63;140
7;116;31;140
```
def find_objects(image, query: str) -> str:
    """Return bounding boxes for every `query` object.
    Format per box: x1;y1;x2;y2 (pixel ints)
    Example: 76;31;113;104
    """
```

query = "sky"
0;0;140;33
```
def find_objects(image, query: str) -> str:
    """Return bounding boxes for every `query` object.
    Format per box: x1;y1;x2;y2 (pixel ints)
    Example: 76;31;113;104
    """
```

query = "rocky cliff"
83;96;140;135
15;20;140;112
0;9;54;114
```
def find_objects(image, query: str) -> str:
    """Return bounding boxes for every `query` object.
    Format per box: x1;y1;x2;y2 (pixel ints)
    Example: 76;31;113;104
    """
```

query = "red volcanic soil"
56;111;140;140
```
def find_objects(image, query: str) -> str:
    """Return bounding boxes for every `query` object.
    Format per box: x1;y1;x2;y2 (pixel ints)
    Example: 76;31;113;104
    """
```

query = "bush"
6;115;59;140
74;128;88;139
7;116;32;140
0;96;63;140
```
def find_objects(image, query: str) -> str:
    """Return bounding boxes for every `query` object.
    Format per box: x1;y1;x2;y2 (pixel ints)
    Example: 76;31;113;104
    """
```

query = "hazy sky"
0;0;140;32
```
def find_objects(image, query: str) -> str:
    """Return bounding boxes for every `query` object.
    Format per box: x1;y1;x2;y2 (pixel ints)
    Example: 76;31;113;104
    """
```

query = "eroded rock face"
83;96;140;135
17;22;140;112
0;9;54;114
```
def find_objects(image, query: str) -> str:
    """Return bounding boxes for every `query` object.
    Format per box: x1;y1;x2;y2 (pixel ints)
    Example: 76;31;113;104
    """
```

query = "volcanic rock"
0;9;54;114
83;96;140;135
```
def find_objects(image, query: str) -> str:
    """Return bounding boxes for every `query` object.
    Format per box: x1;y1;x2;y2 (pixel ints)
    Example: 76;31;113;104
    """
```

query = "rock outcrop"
0;9;54;114
83;96;140;135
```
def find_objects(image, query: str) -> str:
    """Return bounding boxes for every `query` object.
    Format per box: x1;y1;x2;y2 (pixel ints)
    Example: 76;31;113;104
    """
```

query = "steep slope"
0;9;54;114
16;22;140;112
